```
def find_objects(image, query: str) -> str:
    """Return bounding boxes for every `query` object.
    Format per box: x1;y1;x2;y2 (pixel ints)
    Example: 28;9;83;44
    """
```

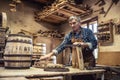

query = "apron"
71;31;95;68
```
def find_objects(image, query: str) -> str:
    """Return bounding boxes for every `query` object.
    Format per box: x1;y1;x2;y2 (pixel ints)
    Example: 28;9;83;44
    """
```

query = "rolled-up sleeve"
87;29;97;50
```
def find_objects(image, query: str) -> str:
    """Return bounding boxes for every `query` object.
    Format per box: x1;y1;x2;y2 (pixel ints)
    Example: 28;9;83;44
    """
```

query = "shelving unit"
97;22;114;46
34;1;86;24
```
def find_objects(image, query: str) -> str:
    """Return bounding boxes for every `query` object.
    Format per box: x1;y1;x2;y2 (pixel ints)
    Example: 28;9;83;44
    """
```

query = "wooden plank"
2;12;7;27
76;47;84;70
0;77;28;80
72;46;84;70
46;17;61;22
66;4;85;13
72;47;76;68
50;14;67;21
57;9;74;17
98;52;120;66
42;18;60;23
35;0;48;3
40;76;63;80
39;5;67;19
21;29;34;35
47;16;64;21
60;8;80;15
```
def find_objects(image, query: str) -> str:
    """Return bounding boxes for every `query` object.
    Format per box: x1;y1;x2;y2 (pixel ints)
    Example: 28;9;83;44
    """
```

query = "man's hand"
73;42;88;48
40;52;54;60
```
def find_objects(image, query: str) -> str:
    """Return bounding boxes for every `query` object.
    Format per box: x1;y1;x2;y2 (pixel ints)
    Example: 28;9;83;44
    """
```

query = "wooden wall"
98;52;120;66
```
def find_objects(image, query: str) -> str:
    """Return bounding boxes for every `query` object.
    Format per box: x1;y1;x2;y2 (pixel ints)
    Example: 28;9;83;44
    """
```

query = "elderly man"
40;15;97;80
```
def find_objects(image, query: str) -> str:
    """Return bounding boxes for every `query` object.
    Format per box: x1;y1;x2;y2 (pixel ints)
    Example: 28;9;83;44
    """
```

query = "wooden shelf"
97;21;114;46
34;1;86;24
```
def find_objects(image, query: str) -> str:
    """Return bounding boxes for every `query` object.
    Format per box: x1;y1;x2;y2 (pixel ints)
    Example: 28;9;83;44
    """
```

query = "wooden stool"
72;46;84;70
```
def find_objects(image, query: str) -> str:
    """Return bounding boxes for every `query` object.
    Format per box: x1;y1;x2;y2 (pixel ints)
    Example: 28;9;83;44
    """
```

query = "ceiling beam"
66;4;85;13
34;0;49;3
42;18;60;23
60;8;80;15
49;14;67;21
57;9;74;17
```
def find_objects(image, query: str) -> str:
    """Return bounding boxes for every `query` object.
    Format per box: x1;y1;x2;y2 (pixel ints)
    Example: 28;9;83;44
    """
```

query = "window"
81;17;98;59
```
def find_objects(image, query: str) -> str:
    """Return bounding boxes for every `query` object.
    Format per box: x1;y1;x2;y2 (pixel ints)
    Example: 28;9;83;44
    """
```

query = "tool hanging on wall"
94;7;105;14
104;0;119;17
95;0;106;7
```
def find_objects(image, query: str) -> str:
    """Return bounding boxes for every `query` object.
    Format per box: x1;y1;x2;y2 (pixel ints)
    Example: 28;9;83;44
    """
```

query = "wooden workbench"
0;67;105;80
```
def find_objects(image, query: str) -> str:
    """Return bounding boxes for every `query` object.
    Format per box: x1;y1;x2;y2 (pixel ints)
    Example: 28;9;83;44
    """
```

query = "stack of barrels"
4;34;33;69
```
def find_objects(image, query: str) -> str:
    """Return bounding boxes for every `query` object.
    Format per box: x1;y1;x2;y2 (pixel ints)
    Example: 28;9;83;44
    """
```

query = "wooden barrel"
4;34;33;69
33;43;46;54
32;43;46;60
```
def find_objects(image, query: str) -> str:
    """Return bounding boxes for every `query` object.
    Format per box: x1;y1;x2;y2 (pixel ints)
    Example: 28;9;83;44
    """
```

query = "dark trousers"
72;74;95;80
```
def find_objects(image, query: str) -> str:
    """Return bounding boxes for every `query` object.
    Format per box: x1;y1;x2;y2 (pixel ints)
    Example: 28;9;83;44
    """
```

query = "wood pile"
34;30;65;39
34;0;87;24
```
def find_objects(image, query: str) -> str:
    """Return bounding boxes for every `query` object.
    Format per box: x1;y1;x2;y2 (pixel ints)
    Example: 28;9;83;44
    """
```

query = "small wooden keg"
33;43;46;54
4;34;33;69
33;43;46;60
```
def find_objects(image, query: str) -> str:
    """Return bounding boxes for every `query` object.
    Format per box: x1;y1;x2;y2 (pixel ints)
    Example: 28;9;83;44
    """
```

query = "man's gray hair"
68;15;81;22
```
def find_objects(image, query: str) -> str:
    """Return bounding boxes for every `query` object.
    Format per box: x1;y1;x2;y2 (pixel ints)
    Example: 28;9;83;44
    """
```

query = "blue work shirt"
53;27;97;55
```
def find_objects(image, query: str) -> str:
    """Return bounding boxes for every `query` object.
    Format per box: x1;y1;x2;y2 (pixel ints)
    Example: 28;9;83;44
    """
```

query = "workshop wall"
0;0;56;35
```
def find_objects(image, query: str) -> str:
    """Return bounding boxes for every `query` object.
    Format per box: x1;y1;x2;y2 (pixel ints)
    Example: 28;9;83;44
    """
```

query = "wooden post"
72;46;84;70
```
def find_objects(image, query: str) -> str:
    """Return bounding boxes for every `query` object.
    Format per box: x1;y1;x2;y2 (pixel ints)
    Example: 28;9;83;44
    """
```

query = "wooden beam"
21;29;34;35
61;8;80;15
2;12;7;27
47;16;64;21
66;4;85;13
57;9;74;17
35;0;48;3
42;18;60;23
49;14;67;21
38;4;67;19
